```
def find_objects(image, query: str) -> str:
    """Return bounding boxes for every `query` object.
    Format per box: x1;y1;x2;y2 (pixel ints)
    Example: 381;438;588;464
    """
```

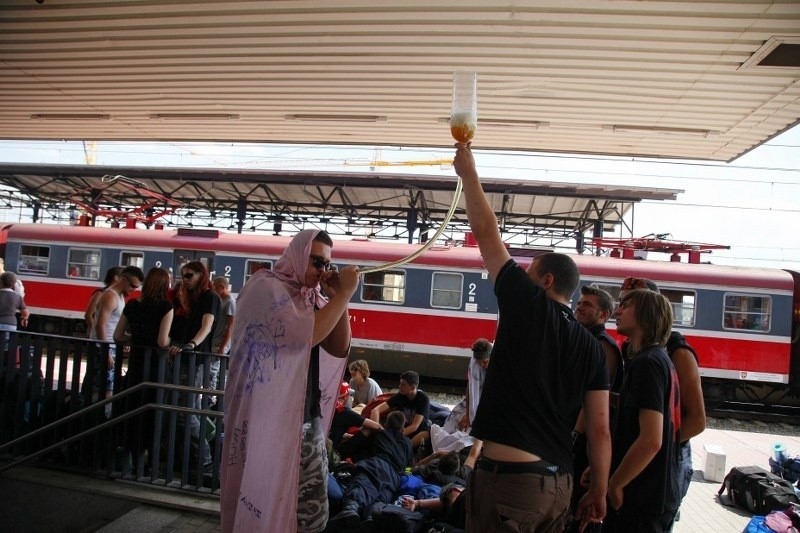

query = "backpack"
770;456;800;484
368;502;427;533
718;466;799;514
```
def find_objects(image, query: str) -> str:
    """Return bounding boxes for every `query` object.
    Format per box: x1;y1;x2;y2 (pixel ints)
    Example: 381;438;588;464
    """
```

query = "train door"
173;249;215;281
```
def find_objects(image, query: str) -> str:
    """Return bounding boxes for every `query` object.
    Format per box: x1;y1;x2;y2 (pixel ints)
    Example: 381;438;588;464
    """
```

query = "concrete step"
0;463;219;532
96;505;183;533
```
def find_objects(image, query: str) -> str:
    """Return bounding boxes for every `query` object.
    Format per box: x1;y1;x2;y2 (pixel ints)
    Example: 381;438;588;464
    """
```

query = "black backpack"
718;465;799;514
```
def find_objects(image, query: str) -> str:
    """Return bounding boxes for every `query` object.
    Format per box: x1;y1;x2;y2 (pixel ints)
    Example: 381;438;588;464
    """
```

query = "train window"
662;289;696;327
17;244;50;275
594;283;621;303
431;272;463;309
596;283;695;327
723;293;771;332
67;248;101;280
244;259;272;284
120;251;144;268
361;270;405;304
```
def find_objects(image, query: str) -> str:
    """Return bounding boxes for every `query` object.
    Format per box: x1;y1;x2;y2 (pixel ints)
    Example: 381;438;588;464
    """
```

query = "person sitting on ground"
329;381;383;451
412;450;467;486
401;442;483;532
348;359;382;408
327;410;414;530
369;370;431;449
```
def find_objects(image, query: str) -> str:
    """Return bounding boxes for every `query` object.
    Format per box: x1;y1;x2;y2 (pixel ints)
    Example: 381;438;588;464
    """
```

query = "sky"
0;124;798;271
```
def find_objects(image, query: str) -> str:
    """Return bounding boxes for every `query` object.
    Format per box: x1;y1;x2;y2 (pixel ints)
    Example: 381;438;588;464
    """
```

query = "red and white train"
2;222;799;403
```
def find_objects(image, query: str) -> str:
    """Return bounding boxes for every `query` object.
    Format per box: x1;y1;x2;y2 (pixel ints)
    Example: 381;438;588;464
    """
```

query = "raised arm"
453;143;511;283
315;265;359;355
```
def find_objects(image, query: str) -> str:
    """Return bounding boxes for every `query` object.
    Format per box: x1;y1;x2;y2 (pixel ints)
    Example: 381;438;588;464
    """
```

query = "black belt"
477;457;563;476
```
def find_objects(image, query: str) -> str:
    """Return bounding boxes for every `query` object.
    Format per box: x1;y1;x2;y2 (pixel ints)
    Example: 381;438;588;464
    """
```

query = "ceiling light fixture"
149;113;240;120
31;113;110;120
606;125;719;138
285;114;388;123
438;118;549;129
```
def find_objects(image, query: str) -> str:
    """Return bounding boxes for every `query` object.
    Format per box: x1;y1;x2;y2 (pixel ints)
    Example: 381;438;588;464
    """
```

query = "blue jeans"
678;441;693;503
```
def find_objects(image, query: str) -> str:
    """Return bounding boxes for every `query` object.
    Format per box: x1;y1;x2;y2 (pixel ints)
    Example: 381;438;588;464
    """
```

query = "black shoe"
328;500;360;531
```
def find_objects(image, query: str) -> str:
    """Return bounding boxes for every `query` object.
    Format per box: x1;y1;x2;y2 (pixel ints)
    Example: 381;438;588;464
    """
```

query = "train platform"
2;424;798;532
675;423;800;532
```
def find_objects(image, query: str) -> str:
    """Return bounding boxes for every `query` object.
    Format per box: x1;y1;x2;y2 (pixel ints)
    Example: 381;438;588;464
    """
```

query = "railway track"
706;402;800;426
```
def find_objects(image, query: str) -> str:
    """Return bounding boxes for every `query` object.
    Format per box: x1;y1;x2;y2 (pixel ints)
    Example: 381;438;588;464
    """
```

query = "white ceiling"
1;1;799;162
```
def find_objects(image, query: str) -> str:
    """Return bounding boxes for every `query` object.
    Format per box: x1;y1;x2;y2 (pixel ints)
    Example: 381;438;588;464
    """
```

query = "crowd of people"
213;140;707;533
71;261;238;474
5;142;705;532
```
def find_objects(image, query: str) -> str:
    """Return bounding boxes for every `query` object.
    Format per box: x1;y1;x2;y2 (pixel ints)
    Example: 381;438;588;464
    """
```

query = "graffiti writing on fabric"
239;492;262;519
243;318;286;393
227;420;248;467
319;380;333;419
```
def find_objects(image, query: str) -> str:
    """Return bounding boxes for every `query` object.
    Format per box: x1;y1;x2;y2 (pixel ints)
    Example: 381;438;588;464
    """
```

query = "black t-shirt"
470;259;609;472
387;391;431;430
587;323;623;395
122;298;173;384
303;345;321;423
612;344;681;514
187;290;221;353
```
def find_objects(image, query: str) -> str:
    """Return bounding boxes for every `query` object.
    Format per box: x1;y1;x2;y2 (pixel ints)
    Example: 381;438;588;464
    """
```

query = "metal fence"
0;330;226;494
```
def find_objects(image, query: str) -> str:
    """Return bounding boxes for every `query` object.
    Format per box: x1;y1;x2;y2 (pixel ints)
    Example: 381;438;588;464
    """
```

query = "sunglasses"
124;276;141;290
182;271;198;280
309;255;332;271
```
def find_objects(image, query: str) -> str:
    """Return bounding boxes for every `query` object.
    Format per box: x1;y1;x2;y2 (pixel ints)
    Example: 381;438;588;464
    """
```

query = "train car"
1;222;798;404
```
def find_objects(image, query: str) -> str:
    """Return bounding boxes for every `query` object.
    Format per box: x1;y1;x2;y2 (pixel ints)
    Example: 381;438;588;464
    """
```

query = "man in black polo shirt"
454;143;612;532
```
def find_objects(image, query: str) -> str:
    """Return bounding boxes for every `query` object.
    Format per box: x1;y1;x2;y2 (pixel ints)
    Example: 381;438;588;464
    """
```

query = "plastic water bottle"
772;442;787;464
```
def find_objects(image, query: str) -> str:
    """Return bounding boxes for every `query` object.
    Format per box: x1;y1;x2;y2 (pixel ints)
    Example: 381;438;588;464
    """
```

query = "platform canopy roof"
1;1;799;162
0;163;681;246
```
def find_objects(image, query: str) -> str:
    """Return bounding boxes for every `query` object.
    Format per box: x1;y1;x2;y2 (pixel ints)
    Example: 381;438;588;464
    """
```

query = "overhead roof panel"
1;1;798;161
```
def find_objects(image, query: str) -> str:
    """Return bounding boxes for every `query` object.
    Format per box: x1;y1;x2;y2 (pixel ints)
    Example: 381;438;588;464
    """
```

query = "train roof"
571;253;796;291
3;223;795;291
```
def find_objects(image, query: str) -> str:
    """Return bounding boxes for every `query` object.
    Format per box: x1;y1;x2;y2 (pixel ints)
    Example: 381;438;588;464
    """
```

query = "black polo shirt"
470;259;609;472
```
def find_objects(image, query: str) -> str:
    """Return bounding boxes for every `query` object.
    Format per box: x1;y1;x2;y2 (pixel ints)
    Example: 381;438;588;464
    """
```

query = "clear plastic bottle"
450;71;477;142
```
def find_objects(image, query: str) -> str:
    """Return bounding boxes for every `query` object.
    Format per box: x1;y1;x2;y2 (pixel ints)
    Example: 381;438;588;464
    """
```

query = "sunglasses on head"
310;255;332;271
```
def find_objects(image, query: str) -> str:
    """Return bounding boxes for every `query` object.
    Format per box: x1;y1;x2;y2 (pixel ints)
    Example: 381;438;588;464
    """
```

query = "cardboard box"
704;444;727;482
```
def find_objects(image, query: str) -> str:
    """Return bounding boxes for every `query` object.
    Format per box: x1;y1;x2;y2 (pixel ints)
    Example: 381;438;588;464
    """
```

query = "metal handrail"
0;380;224;473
